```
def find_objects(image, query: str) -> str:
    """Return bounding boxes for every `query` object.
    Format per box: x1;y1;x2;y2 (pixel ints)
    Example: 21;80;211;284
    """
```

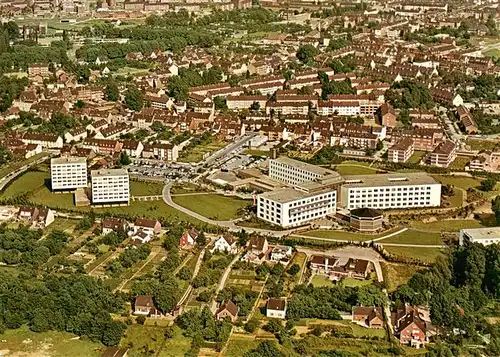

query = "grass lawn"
1;171;206;226
443;189;464;208
0;153;48;179
407;151;426;164
120;325;191;357
0;325;103;357
171;182;209;194
466;138;500;151
225;336;263;357
46;217;79;234
381;262;421;292
378;229;442;245
449;157;471;171
333;163;379;176
130;180;164;196
311;275;332;287
384;246;445;264
341;277;374;287
409;219;483;232
432;175;481;190
300;228;400;242
178;140;228;163
484;48;500;58
172;194;250;221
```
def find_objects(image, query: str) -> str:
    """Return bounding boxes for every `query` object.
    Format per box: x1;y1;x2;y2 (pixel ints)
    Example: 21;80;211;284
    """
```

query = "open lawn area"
311;274;332;287
409;219;484;232
225;336;264;357
0;325;103;357
449;156;471;171
442;189;464;208
466;138;500;151
378;229;442;245
1;171;206;226
432;175;481;190
120;324;191;357
113;66;151;77
172;194;250;221
332;161;380;176
178;140;228;163
244;149;268;157
170;182;209;194
300;227;400;242
384;246;446;264
130;180;163;196
381;262;421;292
407;151;426;164
0;153;48;179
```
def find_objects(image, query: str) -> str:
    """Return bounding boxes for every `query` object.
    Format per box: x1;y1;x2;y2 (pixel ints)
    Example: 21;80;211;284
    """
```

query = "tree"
287;263;300;276
244;341;285;357
250;101;260;111
213;96;227;110
136;315;146;325
119;152;131;166
480;177;496;192
105;82;119;101
296;45;319;64
124;86;143;111
102;321;127;346
196;231;207;246
74;100;85;109
244;317;260;333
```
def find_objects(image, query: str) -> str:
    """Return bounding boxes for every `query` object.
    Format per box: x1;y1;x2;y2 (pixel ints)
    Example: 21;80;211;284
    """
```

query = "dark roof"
350;207;383;219
310;255;337;267
217;300;239;317
353;306;383;319
135;218;159;228
135;295;154;308
267;298;286;311
432;140;455;155
248;236;267;251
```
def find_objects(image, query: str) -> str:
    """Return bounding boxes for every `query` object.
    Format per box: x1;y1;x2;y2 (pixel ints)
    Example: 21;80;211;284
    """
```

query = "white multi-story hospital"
257;157;441;228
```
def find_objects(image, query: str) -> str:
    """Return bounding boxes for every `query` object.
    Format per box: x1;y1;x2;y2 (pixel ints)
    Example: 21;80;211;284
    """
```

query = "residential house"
428;140;456;168
130;230;152;244
469;150;494;172
22;133;63;149
269;245;293;264
142;143;179;162
378;102;397;128
17;206;55;228
392;305;431;347
64;127;88;143
180;229;199;248
310;255;339;274
216;300;239;323
122;140;144;158
134;295;161;318
82;138;123;155
266;298;287;319
352;307;384;328
212;235;237;254
388;138;414;163
248;236;269;255
331;258;372;280
456;106;478;134
102;218;128;235
134;218;162;235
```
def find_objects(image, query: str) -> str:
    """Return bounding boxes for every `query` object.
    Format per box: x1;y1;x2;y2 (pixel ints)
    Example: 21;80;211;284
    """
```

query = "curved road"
162;182;446;248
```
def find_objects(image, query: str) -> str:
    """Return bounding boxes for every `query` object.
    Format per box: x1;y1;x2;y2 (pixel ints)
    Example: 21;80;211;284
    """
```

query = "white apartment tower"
91;169;130;204
50;157;88;191
269;157;333;186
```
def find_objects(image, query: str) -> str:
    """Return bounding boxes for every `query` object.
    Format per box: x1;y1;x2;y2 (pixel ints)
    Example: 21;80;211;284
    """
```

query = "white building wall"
51;161;88;190
269;159;323;186
91;172;130;204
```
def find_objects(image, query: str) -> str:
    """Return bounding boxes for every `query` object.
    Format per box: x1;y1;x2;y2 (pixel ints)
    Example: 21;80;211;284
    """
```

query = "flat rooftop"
51;157;87;165
342;172;439;188
259;186;335;204
271;157;336;177
461;227;500;240
91;169;128;177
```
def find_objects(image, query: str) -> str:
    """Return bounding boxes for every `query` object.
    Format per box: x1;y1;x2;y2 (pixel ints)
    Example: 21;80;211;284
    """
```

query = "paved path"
210;251;242;314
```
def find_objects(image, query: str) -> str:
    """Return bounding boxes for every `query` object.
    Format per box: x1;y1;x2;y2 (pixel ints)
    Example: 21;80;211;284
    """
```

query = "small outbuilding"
349;207;383;232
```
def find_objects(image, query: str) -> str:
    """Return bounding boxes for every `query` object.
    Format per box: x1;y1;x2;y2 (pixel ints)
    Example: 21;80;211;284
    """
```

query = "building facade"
340;173;441;210
91;169;130;204
50;157;88;191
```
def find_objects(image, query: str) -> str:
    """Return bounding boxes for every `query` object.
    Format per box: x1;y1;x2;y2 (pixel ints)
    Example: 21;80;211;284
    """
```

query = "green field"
130;180;164;196
172;194;250;221
333;163;379;176
120;325;191;357
243;149;269;157
409;219;483;232
1;171;205;226
407;151;426;164
378;230;442;245
381;262;421;292
449;157;471;171
0;325;103;357
178;140;228;163
432;175;481;190
384;246;445;264
466;138;499;151
311;275;332;287
300;228;400;242
225;336;263;357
